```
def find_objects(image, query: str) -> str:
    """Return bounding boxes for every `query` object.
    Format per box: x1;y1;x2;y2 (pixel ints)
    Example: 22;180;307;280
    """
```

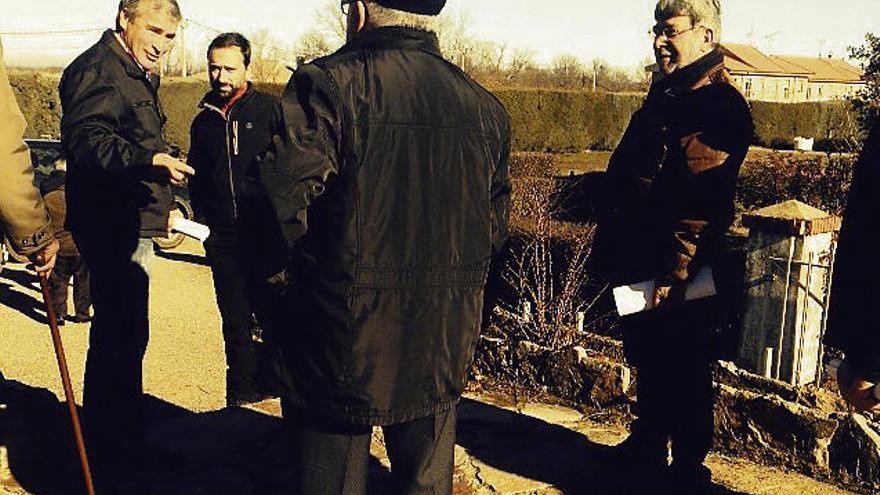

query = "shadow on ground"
0;266;47;324
456;398;749;495
0;381;391;495
154;251;209;266
0;382;749;495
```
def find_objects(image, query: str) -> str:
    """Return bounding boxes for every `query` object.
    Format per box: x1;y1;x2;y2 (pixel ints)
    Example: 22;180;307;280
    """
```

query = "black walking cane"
38;276;96;495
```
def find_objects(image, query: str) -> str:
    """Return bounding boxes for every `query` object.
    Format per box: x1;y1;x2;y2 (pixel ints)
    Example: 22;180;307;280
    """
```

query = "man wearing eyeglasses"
253;0;510;493
591;0;752;493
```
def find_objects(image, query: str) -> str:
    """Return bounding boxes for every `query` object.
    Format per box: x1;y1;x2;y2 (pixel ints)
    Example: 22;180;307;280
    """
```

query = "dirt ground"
0;238;862;494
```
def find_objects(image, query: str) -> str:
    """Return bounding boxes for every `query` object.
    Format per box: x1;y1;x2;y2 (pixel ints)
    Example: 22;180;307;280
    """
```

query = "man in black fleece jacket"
187;32;286;406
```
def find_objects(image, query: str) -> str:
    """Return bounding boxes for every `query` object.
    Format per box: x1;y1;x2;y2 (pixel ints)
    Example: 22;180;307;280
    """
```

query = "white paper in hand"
612;267;717;316
170;217;211;242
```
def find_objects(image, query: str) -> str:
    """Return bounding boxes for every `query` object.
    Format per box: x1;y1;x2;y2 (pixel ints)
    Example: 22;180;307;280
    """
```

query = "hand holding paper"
613;267;717;316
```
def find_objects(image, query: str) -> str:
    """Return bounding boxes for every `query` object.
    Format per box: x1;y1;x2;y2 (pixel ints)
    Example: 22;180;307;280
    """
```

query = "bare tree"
294;29;335;63
473;40;507;74
550;53;585;89
248;28;289;82
507;47;537;82
436;11;477;72
312;0;346;48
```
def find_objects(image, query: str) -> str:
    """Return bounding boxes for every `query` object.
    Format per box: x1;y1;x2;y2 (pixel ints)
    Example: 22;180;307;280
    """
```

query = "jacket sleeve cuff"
10;222;59;256
133;147;159;169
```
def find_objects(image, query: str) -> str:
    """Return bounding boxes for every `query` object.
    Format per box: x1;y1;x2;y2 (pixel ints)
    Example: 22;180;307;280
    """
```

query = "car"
27;139;193;250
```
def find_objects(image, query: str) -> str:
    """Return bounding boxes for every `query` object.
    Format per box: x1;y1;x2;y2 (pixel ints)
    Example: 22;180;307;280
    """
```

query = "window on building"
744;80;752;98
784;86;790;99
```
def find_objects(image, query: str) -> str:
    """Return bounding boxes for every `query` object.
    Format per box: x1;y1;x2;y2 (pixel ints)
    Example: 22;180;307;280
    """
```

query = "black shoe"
67;314;92;323
55;318;65;326
606;432;668;468
669;462;713;495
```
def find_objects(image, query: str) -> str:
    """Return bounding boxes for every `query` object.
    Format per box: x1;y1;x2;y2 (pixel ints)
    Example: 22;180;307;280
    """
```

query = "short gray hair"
116;0;182;31
365;1;436;32
655;0;721;42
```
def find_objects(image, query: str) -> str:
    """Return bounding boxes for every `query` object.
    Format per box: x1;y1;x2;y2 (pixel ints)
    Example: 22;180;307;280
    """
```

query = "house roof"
771;55;864;83
720;42;863;83
721;43;794;75
644;43;864;84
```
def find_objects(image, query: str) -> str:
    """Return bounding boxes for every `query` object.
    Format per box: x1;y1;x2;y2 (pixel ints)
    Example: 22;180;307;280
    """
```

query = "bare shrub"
476;153;610;401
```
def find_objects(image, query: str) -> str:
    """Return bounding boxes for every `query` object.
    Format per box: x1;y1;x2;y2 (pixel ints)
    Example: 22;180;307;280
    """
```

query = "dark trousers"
284;405;456;495
621;301;716;472
48;254;91;318
205;235;280;404
76;237;153;486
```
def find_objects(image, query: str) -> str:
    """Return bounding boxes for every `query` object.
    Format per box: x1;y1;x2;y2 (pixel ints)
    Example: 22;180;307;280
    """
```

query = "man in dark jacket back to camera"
592;0;752;493
256;0;511;492
59;0;193;487
188;32;286;407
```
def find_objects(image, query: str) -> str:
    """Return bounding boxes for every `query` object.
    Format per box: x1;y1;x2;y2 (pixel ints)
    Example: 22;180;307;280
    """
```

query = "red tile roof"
721;43;863;83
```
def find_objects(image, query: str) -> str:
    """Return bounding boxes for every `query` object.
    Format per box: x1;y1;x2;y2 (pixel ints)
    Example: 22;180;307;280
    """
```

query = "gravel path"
0;238;224;412
0;239;861;494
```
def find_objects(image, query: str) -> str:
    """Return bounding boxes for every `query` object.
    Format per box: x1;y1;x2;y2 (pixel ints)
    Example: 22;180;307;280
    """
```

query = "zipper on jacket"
202;102;240;222
225;118;239;221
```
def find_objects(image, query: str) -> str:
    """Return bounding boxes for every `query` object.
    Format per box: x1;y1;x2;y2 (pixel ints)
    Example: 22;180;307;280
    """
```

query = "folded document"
170;217;211;243
612;267;716;316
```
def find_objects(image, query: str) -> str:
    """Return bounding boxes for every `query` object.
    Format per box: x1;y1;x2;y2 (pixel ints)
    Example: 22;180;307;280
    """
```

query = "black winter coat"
257;27;511;425
60;30;173;240
188;84;283;231
826;121;880;381
592;49;753;287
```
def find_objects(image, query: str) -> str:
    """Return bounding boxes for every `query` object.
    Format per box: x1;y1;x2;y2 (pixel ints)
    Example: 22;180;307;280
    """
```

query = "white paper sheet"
613;266;717;316
170;217;211;242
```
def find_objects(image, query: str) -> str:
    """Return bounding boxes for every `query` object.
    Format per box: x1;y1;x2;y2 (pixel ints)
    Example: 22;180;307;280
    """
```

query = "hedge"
10;74;860;155
493;89;645;153
749;100;858;149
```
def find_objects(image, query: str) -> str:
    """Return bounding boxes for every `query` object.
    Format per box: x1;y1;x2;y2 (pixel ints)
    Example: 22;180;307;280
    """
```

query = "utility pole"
180;19;187;78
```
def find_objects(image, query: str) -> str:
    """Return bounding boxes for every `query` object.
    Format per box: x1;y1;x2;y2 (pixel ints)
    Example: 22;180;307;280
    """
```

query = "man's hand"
28;239;59;277
153;153;195;186
836;358;880;412
652;281;686;309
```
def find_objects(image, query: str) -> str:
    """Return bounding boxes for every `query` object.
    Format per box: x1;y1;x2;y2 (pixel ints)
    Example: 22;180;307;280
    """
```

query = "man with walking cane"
0;38;62;487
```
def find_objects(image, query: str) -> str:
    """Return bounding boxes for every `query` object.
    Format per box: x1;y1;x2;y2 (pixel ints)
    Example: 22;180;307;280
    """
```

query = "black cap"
373;0;446;15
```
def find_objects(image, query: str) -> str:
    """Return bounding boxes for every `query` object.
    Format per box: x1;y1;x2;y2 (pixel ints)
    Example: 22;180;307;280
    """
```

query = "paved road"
0;240;860;494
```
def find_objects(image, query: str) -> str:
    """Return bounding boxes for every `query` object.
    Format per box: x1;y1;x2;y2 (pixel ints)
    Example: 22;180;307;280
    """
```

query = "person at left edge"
0;38;60;488
187;32;287;407
59;0;193;489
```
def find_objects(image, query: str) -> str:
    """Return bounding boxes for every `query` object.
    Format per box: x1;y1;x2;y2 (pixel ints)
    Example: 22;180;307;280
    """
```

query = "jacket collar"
199;82;255;117
649;47;726;98
338;26;442;58
100;29;159;88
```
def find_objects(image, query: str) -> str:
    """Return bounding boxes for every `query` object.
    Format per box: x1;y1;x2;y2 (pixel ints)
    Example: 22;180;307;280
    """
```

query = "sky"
1;0;879;69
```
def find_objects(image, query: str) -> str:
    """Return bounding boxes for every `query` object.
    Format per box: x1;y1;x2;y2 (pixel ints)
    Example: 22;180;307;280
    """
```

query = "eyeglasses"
649;24;701;40
340;0;357;15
